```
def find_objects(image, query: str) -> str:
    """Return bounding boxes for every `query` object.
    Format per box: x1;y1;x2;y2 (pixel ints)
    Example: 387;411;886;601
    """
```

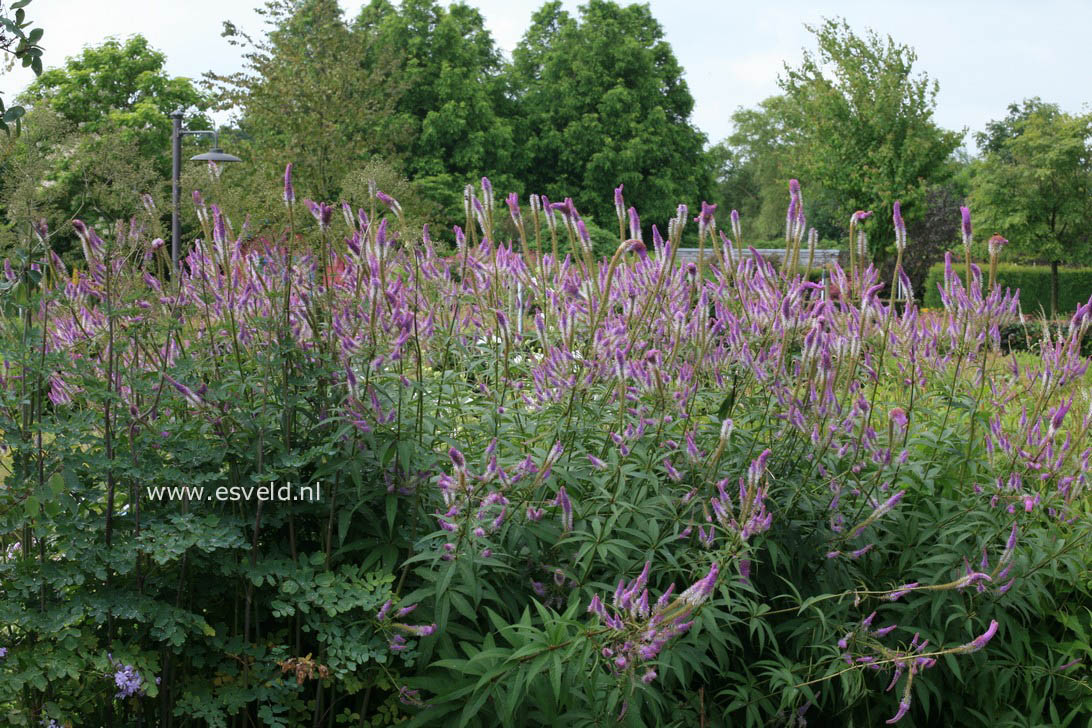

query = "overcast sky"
3;0;1090;152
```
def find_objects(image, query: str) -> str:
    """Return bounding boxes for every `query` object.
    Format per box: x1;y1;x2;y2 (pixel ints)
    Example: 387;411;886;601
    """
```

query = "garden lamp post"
169;107;242;269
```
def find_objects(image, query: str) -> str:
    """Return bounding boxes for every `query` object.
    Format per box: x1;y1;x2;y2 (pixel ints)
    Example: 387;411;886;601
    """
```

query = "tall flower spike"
481;177;493;213
628;207;641;241
556;486;573;532
376;190;403;220
893;201;907;252
304;200;333;231
960;206;972;249
614;185;625;226
506;192;522;228
283;163;295;206
987;233;1008;258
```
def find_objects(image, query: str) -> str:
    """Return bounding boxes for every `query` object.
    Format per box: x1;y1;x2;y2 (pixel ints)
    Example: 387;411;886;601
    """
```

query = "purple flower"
283;163;295;205
377;599;393;620
885;698;911;724
109;657;151;699
679;562;719;606
960;206;972;247
376;190;403;218
987;233;1008;257
958;619;999;653
304;199;334;231
165;375;205;407
614;185;625;223
448;447;466;473
886;582;918;601
893;201;907;251
556;486;573;532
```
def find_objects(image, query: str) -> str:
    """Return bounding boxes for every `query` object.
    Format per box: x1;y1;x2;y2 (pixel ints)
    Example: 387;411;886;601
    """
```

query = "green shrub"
923;262;1092;314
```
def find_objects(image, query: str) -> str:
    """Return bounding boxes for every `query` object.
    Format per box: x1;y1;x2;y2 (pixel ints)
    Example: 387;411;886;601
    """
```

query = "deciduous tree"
778;18;962;262
970;101;1092;316
508;0;712;228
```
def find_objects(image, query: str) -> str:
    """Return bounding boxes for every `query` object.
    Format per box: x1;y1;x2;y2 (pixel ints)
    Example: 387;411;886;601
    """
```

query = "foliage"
508;0;713;228
968;100;1092;316
209;0;411;202
2;174;1091;726
899;183;964;298
0;0;45;135
0;107;163;262
22;35;208;168
924;261;1092;316
7;35;207;242
709;96;812;241
776;18;964;262
355;0;518;217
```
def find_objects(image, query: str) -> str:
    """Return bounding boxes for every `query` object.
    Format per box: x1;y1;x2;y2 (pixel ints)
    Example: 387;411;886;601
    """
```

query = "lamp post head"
190;148;242;163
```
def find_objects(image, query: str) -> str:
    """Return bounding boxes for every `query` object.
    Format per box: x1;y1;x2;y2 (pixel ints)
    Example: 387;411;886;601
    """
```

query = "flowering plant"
0;174;1089;725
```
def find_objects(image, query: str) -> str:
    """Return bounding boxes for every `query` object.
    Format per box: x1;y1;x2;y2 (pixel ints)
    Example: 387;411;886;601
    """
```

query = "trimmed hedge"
997;321;1092;357
923;262;1092;314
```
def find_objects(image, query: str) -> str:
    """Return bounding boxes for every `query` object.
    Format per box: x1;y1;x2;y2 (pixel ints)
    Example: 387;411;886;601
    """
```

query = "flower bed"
0;177;1090;726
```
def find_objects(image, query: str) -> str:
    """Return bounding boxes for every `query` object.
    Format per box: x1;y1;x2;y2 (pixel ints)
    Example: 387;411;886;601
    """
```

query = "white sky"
4;0;1090;152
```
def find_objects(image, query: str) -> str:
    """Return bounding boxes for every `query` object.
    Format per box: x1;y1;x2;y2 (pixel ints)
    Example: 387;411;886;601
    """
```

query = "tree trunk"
1050;260;1060;319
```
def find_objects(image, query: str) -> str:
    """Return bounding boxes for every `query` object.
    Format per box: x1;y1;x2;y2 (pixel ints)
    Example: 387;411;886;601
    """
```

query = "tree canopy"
509;0;712;228
970;101;1092;315
24;35;208;169
776;18;963;259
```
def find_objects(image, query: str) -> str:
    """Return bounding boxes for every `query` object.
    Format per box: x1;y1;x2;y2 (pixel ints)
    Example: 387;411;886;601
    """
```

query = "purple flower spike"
556;486;573;532
614;185;625;223
893;201;907;251
283;163;295;205
628;207;641;241
448;447;466;473
988;233;1008;257
959;619;999;653
506;192;521;227
885;698;911;724
304;199;333;231
960;206;972;246
376;190;403;218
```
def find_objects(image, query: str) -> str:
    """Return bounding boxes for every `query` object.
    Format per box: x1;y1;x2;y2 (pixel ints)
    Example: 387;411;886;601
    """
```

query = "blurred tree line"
1;1;1089;304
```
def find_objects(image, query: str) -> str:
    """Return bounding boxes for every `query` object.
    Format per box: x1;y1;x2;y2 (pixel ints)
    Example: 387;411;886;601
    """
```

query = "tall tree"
354;0;516;219
23;35;208;172
711;95;814;241
779;18;962;261
509;0;712;228
970;102;1092;316
210;0;410;202
9;35;206;238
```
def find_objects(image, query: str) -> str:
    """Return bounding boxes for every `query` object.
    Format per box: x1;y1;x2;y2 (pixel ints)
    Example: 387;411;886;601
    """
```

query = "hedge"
923;262;1092;314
